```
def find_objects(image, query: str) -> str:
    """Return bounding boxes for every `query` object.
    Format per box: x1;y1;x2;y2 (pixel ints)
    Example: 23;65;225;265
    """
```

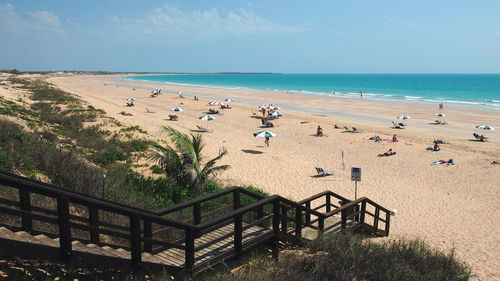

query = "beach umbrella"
476;125;494;131
268;111;283;118
217;102;225;106
397;115;410;120
224;98;235;102
253;130;276;138
435;113;446;117
269;106;281;110
208;101;216;105
176;91;183;94
199;115;215;121
258;104;270;109
171;107;183;112
126;97;136;101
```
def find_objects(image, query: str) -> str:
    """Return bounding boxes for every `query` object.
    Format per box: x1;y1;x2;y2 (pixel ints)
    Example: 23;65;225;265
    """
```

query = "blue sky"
1;1;499;73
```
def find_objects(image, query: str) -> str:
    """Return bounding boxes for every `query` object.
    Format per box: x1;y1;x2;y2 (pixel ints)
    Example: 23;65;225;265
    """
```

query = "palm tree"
149;126;229;197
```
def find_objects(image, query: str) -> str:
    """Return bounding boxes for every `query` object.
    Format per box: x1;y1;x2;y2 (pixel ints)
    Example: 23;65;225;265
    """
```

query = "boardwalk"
155;223;271;267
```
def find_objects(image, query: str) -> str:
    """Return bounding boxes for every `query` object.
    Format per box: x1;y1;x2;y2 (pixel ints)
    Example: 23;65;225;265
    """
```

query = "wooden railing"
0;170;392;274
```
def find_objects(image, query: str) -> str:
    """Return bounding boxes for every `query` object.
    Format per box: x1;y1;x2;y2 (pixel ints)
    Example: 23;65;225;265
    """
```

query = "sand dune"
48;74;500;280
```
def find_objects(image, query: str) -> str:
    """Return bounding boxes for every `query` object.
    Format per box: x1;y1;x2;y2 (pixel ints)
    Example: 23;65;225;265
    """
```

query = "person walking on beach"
265;137;270;147
360;91;363;99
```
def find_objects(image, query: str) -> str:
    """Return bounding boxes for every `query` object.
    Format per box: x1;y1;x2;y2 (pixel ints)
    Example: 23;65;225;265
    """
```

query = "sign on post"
351;167;361;201
351;167;361;182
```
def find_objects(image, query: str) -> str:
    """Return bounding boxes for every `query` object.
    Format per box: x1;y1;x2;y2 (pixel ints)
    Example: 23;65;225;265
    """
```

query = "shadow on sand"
241;149;264;154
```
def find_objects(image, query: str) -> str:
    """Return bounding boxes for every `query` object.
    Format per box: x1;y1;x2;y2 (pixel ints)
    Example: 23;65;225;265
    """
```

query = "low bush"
150;164;164;174
212;231;472;281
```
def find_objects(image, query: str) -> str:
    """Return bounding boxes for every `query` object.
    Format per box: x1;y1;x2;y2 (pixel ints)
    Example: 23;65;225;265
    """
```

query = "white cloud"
111;5;305;38
404;22;416;28
28;10;61;27
0;4;64;35
383;16;417;29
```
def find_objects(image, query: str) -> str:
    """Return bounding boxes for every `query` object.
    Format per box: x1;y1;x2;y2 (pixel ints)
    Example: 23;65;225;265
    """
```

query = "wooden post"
193;202;201;225
304;202;311;224
257;205;264;226
233;189;240;210
19;189;32;232
143;218;153;253
234;214;243;256
89;206;99;244
373;207;380;231
280;205;288;233
341;209;347;229
385;212;391;236
295;205;302;238
129;214;141;270
57;195;72;261
272;199;280;260
318;216;324;233
326;194;331;212
185;228;195;271
360;200;366;225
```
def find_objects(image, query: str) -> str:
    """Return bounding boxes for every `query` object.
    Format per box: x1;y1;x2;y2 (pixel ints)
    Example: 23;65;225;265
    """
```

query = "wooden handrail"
0;170;192;230
154;186;238;216
195;195;279;230
279;196;324;217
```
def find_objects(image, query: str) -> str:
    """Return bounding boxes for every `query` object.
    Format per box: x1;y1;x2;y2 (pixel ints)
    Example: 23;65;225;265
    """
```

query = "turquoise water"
123;74;500;110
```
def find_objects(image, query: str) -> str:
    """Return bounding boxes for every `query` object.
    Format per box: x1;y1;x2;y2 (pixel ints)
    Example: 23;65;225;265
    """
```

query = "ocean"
122;74;500;111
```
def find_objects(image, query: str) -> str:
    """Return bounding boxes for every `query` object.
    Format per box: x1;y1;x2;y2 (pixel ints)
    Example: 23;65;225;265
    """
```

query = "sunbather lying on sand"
378;149;396;157
432;159;454;165
120;111;133;116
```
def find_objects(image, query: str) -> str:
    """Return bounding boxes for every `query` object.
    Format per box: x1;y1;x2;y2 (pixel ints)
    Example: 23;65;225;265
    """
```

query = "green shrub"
91;147;127;166
150;164;164;174
212;231;472;281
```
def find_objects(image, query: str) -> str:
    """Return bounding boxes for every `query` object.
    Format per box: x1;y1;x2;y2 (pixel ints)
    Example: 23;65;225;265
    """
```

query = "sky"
1;0;499;73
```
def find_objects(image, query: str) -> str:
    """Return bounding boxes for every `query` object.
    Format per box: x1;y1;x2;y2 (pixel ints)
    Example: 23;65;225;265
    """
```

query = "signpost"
351;167;361;200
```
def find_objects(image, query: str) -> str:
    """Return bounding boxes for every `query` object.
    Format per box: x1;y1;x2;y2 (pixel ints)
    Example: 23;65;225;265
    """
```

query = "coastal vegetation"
149;126;230;197
0;76;237;209
205;232;472;281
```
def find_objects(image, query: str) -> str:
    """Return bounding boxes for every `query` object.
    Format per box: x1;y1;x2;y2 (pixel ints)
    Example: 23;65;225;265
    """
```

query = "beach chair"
392;121;404;129
315;167;334;176
196;125;213;133
261;119;274;127
344;126;362;133
473;133;488;142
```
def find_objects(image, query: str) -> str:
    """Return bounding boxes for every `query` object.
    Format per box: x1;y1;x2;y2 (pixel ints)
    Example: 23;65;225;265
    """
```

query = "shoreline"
107;75;500;141
119;74;500;112
46;74;499;280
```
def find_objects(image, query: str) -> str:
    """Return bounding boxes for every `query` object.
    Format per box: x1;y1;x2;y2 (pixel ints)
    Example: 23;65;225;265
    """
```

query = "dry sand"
46;74;499;280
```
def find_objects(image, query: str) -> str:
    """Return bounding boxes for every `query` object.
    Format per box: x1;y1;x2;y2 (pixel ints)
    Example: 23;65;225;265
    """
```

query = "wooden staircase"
0;170;392;274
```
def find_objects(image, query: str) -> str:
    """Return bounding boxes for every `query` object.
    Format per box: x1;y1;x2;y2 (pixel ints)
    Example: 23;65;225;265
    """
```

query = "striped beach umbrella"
224;98;235;102
253;130;276;138
171;107;183;111
268;111;283;118
435;113;446;117
269;106;281;110
476;125;494;131
397;115;410;120
126;97;136;101
199;115;216;121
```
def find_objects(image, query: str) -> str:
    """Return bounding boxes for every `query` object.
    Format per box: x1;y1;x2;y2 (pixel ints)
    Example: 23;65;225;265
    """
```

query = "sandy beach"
45;74;500;280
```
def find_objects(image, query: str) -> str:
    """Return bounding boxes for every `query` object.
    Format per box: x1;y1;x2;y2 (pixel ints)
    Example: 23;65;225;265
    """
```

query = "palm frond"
201;147;229;176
